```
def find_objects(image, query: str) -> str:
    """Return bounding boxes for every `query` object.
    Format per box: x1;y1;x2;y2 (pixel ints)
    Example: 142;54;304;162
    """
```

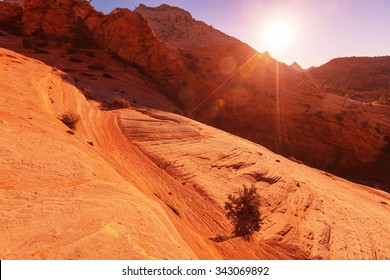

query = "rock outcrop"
135;4;236;48
95;8;187;102
21;0;188;104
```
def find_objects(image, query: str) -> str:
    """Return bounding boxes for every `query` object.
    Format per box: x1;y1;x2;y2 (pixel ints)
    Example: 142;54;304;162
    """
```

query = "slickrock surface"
0;48;303;259
117;108;390;259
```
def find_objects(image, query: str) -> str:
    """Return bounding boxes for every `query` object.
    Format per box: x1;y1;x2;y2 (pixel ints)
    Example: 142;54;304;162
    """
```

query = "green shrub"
224;185;261;238
110;97;131;108
59;112;80;130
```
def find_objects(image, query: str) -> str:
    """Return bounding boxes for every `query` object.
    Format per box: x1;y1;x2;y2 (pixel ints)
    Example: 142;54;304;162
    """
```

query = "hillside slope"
0;48;305;259
1;48;389;259
117;108;390;259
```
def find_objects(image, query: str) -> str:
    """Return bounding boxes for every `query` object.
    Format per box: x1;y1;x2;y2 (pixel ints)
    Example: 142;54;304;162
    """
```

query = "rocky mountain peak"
135;4;235;48
290;61;305;72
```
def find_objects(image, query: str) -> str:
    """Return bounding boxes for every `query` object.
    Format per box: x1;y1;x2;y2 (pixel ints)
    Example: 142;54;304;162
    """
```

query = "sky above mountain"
91;0;390;68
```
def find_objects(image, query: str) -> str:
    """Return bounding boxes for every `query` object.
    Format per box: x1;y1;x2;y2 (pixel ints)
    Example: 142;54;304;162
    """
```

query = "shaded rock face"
95;8;188;103
308;56;390;105
22;0;74;38
21;0;187;105
0;2;23;34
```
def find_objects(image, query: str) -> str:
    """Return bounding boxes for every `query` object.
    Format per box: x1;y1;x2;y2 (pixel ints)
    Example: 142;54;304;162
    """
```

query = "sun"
262;20;293;52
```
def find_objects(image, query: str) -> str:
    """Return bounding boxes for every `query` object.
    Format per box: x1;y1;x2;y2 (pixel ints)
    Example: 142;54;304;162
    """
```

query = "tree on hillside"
224;185;261;239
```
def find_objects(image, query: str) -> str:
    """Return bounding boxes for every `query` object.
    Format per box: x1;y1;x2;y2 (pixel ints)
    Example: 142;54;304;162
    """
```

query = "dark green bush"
224;185;261;238
59;112;80;130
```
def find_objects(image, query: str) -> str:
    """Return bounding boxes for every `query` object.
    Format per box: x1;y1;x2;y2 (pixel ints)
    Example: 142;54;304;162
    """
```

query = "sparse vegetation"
88;63;105;70
59;112;80;130
81;72;94;77
102;73;114;79
31;28;48;46
361;121;370;129
84;51;95;57
334;113;344;122
34;48;49;54
315;111;324;119
224;185;261;239
209;235;230;243
110;97;131;109
69;57;83;63
22;38;32;49
1;21;22;36
288;156;303;164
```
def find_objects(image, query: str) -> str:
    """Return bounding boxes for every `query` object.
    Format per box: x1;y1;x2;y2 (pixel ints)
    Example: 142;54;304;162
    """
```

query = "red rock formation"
95;8;187;102
20;0;188;105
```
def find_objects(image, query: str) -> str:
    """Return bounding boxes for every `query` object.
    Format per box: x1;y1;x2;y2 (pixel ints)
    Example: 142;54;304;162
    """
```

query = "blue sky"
91;0;390;68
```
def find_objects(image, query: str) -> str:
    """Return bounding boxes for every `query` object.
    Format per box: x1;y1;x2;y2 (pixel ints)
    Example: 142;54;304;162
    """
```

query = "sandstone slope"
116;107;390;259
0;48;304;259
1;48;390;259
0;48;197;259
